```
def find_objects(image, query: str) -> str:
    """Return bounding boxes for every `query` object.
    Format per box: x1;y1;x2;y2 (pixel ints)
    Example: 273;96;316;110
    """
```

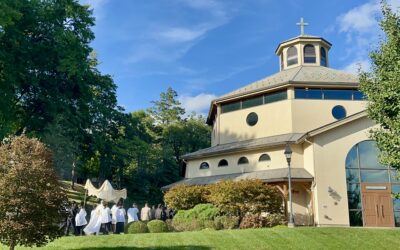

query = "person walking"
140;203;151;222
155;204;163;220
100;201;111;234
150;205;156;220
75;202;87;236
115;202;126;234
111;203;118;233
127;203;139;223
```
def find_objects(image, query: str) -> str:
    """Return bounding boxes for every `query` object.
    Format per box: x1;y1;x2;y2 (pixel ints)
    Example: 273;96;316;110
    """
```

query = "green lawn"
4;227;399;250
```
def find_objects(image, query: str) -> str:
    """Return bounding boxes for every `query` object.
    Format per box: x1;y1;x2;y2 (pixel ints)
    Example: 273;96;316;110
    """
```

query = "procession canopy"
84;179;127;203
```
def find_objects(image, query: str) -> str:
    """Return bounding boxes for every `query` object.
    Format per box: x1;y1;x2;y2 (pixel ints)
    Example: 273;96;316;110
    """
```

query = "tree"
360;3;400;170
0;135;67;250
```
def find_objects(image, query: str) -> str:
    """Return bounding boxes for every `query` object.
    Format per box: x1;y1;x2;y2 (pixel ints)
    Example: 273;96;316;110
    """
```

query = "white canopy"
84;179;127;203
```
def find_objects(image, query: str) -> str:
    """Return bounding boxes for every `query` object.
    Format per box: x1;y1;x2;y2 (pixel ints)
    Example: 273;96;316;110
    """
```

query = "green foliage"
172;204;220;232
147;220;169;233
0;135;67;250
126;221;149;234
214;216;240;230
359;3;400;170
207;180;283;218
164;184;209;210
239;213;286;229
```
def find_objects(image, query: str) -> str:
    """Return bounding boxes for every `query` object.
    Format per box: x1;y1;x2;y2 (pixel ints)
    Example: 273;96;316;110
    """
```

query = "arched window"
345;140;394;227
218;159;229;167
199;162;209;170
259;154;271;162
304;44;316;63
320;47;327;66
238;157;249;165
287;46;298;66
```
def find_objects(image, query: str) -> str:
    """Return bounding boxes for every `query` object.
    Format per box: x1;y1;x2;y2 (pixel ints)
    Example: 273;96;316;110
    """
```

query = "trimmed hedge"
126;221;149;234
147;220;169;233
164;184;209;210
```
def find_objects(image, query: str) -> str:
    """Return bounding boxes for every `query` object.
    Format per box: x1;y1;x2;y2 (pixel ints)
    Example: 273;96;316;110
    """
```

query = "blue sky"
79;0;399;115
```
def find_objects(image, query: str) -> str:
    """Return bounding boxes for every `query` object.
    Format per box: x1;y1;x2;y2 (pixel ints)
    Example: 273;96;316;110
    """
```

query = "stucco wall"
186;144;304;178
312;117;376;226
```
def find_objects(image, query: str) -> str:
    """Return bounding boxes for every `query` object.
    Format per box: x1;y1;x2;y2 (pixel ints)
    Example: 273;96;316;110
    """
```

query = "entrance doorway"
362;183;394;227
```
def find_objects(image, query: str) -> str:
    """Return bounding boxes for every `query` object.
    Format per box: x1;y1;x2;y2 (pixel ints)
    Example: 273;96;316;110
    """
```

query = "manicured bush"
165;219;175;232
207;180;282;218
164;184;209;210
126;221;149;234
147;220;169;233
239;213;286;229
214;216;240;230
172;204;220;231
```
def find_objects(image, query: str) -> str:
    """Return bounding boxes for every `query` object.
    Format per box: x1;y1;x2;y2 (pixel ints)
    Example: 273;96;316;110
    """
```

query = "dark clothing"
161;209;167;221
76;225;84;236
100;223;109;235
115;222;124;234
150;208;156;220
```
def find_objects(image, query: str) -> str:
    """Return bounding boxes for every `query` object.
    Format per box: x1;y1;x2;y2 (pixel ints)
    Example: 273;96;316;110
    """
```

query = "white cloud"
79;0;110;21
157;27;207;43
179;93;217;115
338;2;380;34
342;59;371;74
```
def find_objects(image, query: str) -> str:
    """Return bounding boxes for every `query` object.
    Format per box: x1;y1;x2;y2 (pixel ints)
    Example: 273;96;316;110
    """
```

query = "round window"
246;112;258;126
332;105;346;120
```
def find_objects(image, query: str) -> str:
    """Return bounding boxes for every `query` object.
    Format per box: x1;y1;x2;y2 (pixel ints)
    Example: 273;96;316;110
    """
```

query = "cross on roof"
296;17;308;36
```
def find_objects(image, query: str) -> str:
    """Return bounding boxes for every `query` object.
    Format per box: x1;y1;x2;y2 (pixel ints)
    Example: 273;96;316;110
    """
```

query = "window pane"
347;183;362;209
359;141;386;169
392;185;400;211
242;96;263;109
332;105;347;120
360;169;389;183
304;57;316;63
349;210;363;226
221;102;240;113
353;91;366;100
345;146;358;169
395;212;400;227
391;170;400;183
294;88;322;99
265;91;287;104
323;90;353;100
346;169;359;183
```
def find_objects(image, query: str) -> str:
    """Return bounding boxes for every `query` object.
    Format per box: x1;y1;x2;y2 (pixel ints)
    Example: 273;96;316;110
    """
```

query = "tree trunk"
9;240;15;250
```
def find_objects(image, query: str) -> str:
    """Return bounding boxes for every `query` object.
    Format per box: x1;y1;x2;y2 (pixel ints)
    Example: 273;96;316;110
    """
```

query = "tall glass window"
287;46;298;66
304;44;316;63
345;140;397;226
320;47;327;67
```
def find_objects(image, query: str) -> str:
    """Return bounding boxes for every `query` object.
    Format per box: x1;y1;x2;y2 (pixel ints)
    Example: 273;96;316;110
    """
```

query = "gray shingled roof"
161;168;313;190
182;133;304;160
216;65;359;102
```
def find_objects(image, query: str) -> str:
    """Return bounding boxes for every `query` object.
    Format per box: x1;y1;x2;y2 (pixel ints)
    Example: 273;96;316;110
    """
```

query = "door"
361;183;394;227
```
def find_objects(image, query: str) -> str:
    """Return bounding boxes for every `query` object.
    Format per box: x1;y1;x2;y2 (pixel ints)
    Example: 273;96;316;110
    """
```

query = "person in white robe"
115;202;126;234
100;201;111;234
127;203;139;223
140;203;151;221
83;202;103;235
75;202;87;236
111;204;118;233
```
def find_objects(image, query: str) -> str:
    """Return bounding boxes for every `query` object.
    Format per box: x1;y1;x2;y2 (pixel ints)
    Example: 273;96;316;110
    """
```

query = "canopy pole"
83;189;88;206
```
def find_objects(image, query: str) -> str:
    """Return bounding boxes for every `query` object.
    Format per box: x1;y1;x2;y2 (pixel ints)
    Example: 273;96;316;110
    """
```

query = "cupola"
275;18;332;71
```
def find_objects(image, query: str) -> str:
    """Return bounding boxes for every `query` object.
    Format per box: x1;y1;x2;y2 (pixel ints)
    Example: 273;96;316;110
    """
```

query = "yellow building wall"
312;117;376;226
186;144;304;178
218;100;292;144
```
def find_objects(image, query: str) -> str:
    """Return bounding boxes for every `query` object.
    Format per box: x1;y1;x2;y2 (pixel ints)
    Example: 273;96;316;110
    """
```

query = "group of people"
61;200;175;236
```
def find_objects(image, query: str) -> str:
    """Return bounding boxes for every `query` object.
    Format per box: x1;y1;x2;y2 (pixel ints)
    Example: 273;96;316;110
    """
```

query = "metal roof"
161;168;313;190
182;133;304;160
216;65;359;102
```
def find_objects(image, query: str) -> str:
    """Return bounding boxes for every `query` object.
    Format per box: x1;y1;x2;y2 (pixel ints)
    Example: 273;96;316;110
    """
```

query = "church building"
163;20;399;228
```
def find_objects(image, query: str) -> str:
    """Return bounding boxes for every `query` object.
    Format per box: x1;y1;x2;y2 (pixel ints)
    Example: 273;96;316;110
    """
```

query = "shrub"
147;220;169;233
0;135;67;250
165;219;175;232
126;221;149;234
207;180;282;218
172;204;220;231
239;213;286;229
214;216;239;230
164;184;209;210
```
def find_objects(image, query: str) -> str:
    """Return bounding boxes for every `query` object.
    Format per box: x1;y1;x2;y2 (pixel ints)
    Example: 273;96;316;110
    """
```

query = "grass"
60;181;97;207
4;227;399;250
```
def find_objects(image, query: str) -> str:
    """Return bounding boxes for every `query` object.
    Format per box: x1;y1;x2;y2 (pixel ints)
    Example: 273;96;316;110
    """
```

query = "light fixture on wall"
284;143;295;228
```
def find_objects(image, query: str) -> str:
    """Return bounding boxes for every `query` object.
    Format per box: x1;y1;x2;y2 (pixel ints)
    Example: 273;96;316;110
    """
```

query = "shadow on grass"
76;247;210;250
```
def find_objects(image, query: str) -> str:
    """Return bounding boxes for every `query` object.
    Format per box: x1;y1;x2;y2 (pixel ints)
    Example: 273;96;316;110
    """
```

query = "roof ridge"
291;65;304;81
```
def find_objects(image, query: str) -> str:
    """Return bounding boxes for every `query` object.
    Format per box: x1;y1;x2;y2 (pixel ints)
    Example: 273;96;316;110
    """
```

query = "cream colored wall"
186;144;304;178
281;41;329;70
218;99;292;144
312;117;376;226
291;100;366;133
292;183;313;225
